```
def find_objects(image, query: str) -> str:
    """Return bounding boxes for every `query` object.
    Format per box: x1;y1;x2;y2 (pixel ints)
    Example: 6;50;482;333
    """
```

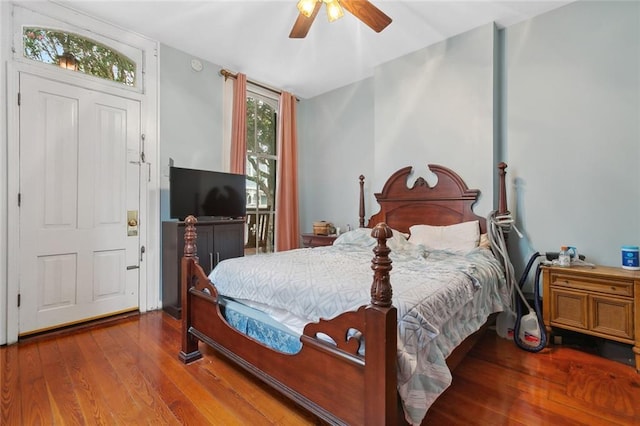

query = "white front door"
18;73;141;335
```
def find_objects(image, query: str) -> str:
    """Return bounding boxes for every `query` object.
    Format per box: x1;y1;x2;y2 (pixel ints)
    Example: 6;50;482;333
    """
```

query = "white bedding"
209;228;508;425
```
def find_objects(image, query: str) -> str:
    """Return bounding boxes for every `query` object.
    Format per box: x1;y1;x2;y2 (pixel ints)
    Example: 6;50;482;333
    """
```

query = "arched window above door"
23;27;136;87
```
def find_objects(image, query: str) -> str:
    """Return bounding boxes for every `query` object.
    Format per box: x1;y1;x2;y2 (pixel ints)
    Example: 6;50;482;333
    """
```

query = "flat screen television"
169;167;246;221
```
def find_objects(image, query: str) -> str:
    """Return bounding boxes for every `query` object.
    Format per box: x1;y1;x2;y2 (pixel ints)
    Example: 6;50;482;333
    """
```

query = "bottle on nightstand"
558;246;570;267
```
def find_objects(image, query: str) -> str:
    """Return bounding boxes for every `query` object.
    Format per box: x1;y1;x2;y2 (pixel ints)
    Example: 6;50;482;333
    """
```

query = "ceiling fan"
290;0;392;39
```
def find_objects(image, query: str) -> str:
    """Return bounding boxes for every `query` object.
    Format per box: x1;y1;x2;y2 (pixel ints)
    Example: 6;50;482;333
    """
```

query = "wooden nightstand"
541;264;640;372
301;233;337;248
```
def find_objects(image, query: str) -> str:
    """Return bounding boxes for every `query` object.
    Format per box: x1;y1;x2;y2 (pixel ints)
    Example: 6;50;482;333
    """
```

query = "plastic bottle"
518;310;542;347
558;246;570;267
496;310;516;340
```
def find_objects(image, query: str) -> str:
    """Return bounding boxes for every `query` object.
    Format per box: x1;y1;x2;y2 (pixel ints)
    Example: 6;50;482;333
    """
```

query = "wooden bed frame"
179;163;508;425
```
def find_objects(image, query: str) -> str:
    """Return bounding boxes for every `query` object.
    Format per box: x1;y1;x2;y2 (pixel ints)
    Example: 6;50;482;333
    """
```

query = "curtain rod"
220;68;299;101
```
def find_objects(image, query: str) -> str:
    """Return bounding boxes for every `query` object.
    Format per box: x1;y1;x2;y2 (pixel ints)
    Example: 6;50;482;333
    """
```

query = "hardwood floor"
1;311;638;425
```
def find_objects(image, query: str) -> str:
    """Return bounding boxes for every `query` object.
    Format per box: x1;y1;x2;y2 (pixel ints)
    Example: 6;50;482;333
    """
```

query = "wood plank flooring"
2;311;638;425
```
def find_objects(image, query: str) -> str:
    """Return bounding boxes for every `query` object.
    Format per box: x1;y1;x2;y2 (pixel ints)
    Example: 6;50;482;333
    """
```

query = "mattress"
210;228;508;425
219;296;302;354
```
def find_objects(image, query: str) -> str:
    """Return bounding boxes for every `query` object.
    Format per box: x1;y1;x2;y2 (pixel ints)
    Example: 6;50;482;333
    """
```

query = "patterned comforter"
210;228;508;425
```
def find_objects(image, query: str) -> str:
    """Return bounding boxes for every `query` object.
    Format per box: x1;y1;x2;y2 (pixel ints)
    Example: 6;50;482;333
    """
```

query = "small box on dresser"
541;264;640;372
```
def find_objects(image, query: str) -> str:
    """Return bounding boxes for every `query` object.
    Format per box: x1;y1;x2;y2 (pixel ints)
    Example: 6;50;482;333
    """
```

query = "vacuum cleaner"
488;211;547;353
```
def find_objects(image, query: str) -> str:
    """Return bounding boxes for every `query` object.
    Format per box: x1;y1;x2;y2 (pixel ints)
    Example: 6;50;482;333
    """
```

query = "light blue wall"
373;23;496;216
298;78;375;233
159;44;225;221
299;23;497;234
505;0;640;269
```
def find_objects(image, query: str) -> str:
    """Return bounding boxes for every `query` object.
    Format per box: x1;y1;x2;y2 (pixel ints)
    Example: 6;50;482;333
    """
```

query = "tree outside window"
245;92;277;254
23;27;136;86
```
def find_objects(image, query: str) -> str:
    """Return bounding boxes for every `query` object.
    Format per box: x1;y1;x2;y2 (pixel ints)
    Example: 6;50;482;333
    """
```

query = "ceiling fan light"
324;0;344;22
297;0;318;18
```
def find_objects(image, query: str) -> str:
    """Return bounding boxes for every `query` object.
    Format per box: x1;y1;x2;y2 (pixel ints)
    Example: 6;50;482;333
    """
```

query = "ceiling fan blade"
340;0;392;33
289;1;322;38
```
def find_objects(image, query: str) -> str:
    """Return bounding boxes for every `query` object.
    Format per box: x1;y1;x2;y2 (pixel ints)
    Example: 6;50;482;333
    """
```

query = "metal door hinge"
140;245;146;262
17;92;21;106
18;193;21;207
140;134;146;163
17;293;21;307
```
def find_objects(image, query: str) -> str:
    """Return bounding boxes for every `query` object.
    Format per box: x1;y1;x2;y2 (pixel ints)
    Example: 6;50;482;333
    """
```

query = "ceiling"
58;0;574;99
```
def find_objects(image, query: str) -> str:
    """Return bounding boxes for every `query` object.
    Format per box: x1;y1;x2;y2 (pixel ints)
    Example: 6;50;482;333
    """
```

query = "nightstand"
541;264;640;372
301;233;337;248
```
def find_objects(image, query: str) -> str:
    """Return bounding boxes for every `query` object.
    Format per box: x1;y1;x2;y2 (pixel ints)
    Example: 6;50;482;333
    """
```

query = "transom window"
23;27;136;86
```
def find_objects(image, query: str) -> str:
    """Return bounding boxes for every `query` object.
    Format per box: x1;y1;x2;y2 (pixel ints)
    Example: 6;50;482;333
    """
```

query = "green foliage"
23;27;136;86
246;96;277;209
246;97;276;155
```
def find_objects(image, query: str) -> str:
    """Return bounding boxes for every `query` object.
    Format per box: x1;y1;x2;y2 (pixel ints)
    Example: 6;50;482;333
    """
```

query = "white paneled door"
18;73;141;335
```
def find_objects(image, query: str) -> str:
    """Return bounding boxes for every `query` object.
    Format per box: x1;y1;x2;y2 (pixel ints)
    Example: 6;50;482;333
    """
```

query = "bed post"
359;175;365;228
179;215;203;363
365;223;397;425
498;162;508;215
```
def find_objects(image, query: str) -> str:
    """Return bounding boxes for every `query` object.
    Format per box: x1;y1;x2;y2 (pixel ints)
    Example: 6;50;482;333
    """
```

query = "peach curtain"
275;92;300;251
230;73;247;174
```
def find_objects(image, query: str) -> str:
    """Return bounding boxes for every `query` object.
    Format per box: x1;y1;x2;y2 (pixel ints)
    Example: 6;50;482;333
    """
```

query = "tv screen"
169;167;246;220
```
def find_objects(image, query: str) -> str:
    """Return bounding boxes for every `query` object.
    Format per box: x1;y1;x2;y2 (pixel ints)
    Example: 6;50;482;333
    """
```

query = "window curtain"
230;73;247;174
221;75;234;173
275;92;299;251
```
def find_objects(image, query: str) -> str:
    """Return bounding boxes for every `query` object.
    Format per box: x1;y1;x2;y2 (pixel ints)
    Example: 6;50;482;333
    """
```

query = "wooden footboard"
179;217;397;425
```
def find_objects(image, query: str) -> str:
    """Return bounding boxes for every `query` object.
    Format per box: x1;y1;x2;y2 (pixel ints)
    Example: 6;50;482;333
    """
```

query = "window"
23;27;136;86
245;90;278;255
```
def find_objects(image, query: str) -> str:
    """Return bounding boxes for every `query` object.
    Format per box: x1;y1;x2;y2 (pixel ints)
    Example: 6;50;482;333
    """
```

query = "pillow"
408;220;480;253
333;227;413;252
385;229;413;252
333;227;376;248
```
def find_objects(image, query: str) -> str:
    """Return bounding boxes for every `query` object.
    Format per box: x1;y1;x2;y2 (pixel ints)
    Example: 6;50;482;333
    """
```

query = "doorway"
17;72;142;335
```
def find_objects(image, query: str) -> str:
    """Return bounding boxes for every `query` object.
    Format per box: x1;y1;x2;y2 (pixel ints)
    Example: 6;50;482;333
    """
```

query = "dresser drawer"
549;287;588;329
590;295;634;340
550;272;633;297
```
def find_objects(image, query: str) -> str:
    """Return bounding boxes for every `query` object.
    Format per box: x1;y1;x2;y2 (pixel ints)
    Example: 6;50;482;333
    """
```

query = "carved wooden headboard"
359;163;508;235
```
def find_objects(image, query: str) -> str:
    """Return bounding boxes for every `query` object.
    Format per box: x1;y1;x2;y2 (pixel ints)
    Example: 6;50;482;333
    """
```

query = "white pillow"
333;227;376;248
333;227;413;252
409;220;480;253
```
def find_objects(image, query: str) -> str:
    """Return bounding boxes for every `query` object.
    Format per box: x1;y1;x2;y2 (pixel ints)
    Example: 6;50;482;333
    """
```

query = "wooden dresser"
162;219;245;318
301;233;337;248
541;265;639;372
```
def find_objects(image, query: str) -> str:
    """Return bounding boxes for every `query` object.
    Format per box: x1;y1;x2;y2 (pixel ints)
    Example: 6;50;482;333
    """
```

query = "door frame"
3;2;160;344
